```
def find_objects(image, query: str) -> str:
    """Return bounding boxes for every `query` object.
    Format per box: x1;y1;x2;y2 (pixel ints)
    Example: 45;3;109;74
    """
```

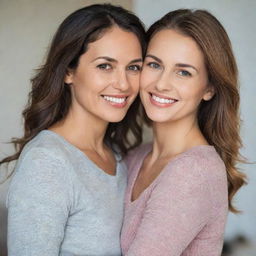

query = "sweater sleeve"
125;156;213;256
7;147;72;256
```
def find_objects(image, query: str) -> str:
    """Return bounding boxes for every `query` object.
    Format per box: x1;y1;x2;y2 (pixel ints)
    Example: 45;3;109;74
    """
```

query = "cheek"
140;69;155;90
71;69;90;89
71;75;102;99
182;89;203;103
180;78;208;101
86;72;111;93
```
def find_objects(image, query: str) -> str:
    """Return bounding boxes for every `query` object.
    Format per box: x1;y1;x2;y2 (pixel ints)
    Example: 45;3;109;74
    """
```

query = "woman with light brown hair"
121;9;246;256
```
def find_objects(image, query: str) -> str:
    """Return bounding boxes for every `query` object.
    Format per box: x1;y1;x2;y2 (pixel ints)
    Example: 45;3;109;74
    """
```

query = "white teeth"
103;96;126;104
152;94;175;104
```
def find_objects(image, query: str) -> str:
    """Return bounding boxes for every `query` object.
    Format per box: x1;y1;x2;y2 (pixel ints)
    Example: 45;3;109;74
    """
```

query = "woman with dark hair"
1;4;146;255
121;9;246;255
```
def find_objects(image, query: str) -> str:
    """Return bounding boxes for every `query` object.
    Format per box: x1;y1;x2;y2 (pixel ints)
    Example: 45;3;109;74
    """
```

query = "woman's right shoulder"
17;130;72;171
7;132;74;210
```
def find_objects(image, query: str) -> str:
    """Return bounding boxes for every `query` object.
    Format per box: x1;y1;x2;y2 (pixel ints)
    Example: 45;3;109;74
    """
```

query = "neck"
50;104;108;154
151;116;208;160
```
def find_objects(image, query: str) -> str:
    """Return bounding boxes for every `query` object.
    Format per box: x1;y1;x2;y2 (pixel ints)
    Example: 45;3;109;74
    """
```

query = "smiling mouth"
101;95;129;107
149;93;178;106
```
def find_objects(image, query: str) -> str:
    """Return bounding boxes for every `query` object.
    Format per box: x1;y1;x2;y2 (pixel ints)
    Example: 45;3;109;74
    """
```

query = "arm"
7;147;72;256
125;157;213;256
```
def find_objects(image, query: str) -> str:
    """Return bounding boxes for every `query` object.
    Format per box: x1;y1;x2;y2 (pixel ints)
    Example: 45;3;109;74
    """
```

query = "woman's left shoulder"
191;145;223;163
170;145;227;182
160;146;228;206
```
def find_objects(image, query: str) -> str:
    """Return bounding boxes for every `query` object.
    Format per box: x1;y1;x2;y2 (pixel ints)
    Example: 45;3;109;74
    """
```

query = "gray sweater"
7;130;127;256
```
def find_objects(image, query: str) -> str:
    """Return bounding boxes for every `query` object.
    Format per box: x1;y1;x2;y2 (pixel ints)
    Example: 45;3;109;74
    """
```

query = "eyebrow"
92;56;117;63
175;63;198;72
129;58;143;64
145;54;163;64
146;54;198;72
92;56;143;64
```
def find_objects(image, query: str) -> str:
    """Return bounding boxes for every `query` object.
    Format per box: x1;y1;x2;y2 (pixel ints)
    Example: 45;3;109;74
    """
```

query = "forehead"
148;29;205;66
85;26;142;59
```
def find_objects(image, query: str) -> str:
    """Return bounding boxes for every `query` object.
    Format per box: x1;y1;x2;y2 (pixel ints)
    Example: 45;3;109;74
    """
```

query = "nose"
155;71;172;92
113;69;130;91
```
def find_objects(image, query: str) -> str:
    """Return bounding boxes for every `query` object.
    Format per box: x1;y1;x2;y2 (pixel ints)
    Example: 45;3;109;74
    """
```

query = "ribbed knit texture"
7;130;126;256
121;144;228;256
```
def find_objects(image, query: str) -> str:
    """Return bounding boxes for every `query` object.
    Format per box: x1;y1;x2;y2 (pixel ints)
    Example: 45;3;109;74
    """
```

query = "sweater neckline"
129;144;215;204
40;130;121;178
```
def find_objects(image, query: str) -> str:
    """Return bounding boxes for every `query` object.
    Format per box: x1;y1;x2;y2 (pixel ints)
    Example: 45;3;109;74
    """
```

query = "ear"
203;85;215;101
64;69;74;85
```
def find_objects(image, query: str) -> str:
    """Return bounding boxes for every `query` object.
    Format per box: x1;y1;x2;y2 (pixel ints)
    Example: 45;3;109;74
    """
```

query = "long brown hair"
0;4;146;170
146;9;246;212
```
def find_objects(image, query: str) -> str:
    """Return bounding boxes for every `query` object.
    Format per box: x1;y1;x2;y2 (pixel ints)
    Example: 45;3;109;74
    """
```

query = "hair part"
1;4;146;173
146;9;246;212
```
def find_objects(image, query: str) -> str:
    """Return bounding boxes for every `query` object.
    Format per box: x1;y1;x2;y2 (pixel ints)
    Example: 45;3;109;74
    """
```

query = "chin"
103;112;127;123
143;108;171;123
146;115;171;123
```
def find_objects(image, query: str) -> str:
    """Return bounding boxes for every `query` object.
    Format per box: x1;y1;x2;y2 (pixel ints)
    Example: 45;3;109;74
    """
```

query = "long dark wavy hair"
0;4;146;170
146;9;246;212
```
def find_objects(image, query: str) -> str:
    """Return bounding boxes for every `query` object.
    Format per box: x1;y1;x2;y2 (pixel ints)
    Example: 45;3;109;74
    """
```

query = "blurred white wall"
0;0;255;254
133;0;256;243
0;0;132;254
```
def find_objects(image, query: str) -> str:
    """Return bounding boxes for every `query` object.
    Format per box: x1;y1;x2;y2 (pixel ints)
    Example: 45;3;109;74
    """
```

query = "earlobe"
64;70;73;85
203;86;215;101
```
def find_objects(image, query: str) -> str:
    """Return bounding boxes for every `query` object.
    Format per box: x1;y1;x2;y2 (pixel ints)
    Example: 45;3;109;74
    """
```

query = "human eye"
127;64;142;72
97;63;112;70
147;62;161;69
177;70;192;77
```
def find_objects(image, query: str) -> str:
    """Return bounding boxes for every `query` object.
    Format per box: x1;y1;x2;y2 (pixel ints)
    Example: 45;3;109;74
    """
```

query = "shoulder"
19;130;80;167
7;131;83;212
14;131;75;179
8;132;75;202
161;146;228;204
169;145;226;180
22;130;70;159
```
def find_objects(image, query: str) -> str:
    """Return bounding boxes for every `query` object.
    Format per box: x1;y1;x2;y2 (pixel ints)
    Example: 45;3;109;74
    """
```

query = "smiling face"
65;26;143;123
140;29;214;124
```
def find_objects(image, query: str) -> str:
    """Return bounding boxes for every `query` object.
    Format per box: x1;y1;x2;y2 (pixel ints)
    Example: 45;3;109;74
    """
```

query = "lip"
149;92;178;108
101;94;129;108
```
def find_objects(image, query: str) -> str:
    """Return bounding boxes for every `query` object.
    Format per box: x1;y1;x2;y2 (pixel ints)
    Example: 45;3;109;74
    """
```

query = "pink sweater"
121;144;228;256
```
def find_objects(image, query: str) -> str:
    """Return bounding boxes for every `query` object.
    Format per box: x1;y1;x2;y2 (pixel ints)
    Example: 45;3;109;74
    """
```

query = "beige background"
1;0;255;255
